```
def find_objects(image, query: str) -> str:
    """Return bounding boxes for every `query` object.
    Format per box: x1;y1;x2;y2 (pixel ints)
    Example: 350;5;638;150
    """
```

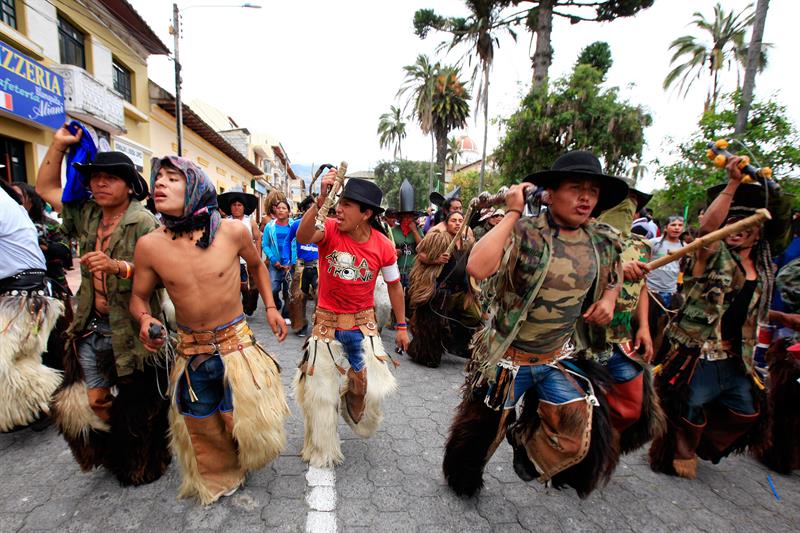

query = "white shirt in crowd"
0;187;46;279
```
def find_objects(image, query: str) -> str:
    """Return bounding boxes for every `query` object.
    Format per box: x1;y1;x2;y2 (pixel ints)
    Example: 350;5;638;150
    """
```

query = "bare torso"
138;219;245;330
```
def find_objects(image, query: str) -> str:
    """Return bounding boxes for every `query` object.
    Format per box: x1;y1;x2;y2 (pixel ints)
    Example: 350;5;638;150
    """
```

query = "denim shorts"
77;316;115;389
505;363;585;408
177;354;233;417
335;329;366;372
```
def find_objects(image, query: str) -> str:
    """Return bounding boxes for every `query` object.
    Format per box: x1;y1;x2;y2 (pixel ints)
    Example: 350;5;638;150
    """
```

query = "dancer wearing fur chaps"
596;186;666;455
294;175;409;468
443;151;628;499
649;159;790;480
35;127;171;486
0;186;64;432
131;156;289;505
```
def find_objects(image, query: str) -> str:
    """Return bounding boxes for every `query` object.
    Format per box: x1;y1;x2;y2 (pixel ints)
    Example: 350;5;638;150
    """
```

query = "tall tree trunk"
428;133;435;199
531;0;554;88
479;66;490;192
735;0;770;134
436;129;448;192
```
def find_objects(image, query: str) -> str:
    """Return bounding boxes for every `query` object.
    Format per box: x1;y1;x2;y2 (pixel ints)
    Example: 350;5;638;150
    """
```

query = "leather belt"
312;307;378;342
504;345;565;366
0;269;47;293
178;320;252;357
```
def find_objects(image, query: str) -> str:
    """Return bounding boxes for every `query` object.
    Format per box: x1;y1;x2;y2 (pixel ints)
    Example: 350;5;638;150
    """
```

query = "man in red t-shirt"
295;173;409;468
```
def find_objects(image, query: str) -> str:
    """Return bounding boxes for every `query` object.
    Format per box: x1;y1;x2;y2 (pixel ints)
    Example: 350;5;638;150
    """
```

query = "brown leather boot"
672;416;706;479
607;373;644;432
86;387;113;422
183;412;244;502
345;368;367;424
522;400;592;481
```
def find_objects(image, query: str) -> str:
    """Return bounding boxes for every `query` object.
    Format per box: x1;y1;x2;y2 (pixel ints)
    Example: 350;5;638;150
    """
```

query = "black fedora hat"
622;177;652;211
524;150;629;216
341;178;384;214
218;185;258;216
73;151;149;201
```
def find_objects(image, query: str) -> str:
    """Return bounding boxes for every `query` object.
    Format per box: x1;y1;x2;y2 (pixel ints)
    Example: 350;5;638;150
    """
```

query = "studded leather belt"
311;307;378;342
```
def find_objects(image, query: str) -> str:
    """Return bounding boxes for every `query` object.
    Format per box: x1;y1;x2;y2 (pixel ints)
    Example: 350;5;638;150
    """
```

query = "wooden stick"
314;161;347;231
648;208;771;270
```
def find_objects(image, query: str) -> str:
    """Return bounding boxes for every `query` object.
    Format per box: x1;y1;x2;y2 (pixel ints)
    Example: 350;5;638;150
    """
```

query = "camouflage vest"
666;242;762;375
472;213;623;380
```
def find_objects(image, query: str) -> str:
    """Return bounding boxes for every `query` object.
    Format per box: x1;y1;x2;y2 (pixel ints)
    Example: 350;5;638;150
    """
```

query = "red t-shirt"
317;218;397;313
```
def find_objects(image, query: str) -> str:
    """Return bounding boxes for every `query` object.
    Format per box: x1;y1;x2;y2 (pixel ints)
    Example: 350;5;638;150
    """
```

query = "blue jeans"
606;346;643;384
77;316;115;388
657;291;673;308
335;329;365;372
685;358;756;423
177;354;233;417
269;264;291;317
504;363;585;408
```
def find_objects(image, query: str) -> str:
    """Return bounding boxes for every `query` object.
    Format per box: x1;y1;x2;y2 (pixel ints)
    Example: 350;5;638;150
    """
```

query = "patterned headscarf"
150;156;220;249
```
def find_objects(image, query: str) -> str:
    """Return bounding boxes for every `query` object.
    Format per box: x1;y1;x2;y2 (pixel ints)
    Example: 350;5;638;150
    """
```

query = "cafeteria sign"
0;41;65;129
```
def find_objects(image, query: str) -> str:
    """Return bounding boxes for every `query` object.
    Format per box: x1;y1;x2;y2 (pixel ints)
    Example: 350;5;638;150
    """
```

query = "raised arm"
466;183;530;280
297;170;336;244
35;124;83;213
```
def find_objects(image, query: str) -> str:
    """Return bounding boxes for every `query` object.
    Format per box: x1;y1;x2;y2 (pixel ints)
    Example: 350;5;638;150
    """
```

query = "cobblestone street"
1;302;799;532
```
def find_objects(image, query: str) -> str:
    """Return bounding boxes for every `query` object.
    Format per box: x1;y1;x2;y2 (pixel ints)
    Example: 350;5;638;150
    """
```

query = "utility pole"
172;3;183;156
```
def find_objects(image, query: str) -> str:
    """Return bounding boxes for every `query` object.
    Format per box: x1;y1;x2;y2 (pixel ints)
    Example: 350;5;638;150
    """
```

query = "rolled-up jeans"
77;316;116;389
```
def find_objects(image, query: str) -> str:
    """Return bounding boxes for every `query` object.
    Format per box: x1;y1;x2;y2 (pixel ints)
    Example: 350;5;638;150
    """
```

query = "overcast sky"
131;0;797;192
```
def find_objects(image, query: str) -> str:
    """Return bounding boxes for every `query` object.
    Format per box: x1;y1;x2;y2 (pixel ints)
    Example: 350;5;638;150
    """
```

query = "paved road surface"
2;300;798;532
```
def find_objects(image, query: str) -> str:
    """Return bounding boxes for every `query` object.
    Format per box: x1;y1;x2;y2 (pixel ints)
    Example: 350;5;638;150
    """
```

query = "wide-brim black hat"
341;178;384;214
524;150;629;217
73;151;149;201
706;180;793;252
621;177;652;211
218;186;258;216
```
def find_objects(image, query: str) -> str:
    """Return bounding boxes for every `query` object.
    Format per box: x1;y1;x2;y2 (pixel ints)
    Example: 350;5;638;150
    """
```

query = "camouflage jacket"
472;212;623;380
777;256;800;313
607;234;651;345
62;199;161;377
665;242;762;375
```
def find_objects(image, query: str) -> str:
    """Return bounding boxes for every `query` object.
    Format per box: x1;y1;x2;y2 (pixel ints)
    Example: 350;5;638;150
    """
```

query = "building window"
1;0;16;29
112;60;132;102
58;15;85;68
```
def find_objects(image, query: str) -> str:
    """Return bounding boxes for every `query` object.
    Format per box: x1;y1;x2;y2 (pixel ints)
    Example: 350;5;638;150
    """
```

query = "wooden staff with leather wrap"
648;208;771;270
315;162;348;231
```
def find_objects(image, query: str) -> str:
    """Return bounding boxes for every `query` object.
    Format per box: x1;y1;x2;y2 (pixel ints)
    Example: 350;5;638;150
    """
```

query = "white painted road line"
305;466;337;533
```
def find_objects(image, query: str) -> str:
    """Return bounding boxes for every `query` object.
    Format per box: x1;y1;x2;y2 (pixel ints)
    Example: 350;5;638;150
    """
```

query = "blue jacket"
282;219;318;265
263;219;295;265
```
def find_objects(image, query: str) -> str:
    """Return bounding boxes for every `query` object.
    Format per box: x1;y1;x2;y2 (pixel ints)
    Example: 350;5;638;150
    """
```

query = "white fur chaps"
293;334;398;468
0;294;64;431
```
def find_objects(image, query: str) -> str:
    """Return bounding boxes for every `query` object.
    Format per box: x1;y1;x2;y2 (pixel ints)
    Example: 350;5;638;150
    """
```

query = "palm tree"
446;136;462;171
377;105;407;160
431;66;470;188
663;3;766;112
397;54;439;197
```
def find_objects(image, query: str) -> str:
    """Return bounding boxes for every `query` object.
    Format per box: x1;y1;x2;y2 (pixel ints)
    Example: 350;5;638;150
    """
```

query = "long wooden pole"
648;208;771;270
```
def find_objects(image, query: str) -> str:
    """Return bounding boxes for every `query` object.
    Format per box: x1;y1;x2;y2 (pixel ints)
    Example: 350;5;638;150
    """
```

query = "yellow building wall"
149;107;254;193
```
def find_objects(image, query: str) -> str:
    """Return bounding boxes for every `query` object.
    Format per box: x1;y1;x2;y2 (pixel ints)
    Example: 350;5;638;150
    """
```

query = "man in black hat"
219;186;262;315
35;124;171;486
293;172;408;468
649;157;791;480
442;150;629;499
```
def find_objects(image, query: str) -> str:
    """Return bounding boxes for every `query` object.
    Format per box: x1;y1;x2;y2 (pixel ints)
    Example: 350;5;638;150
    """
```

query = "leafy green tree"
447;136;462;170
494;47;652;183
576;41;613;78
397;54;439;196
654;92;800;215
414;1;654;89
448;168;507;204
373;160;436;211
377;105;407;160
663;2;767;112
432;66;471;182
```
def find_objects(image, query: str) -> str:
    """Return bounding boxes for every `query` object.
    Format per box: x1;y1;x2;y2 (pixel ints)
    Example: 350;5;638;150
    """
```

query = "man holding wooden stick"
648;156;791;480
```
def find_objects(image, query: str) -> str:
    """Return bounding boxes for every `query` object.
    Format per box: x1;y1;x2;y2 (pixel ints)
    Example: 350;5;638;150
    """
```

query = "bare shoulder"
136;227;169;250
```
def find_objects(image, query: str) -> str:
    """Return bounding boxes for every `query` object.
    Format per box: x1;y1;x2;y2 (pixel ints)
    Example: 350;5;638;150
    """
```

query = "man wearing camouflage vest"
442;151;628;499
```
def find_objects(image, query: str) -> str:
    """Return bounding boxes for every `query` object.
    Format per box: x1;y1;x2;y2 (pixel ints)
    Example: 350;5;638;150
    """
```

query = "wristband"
394;322;408;327
266;305;277;310
506;208;523;216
